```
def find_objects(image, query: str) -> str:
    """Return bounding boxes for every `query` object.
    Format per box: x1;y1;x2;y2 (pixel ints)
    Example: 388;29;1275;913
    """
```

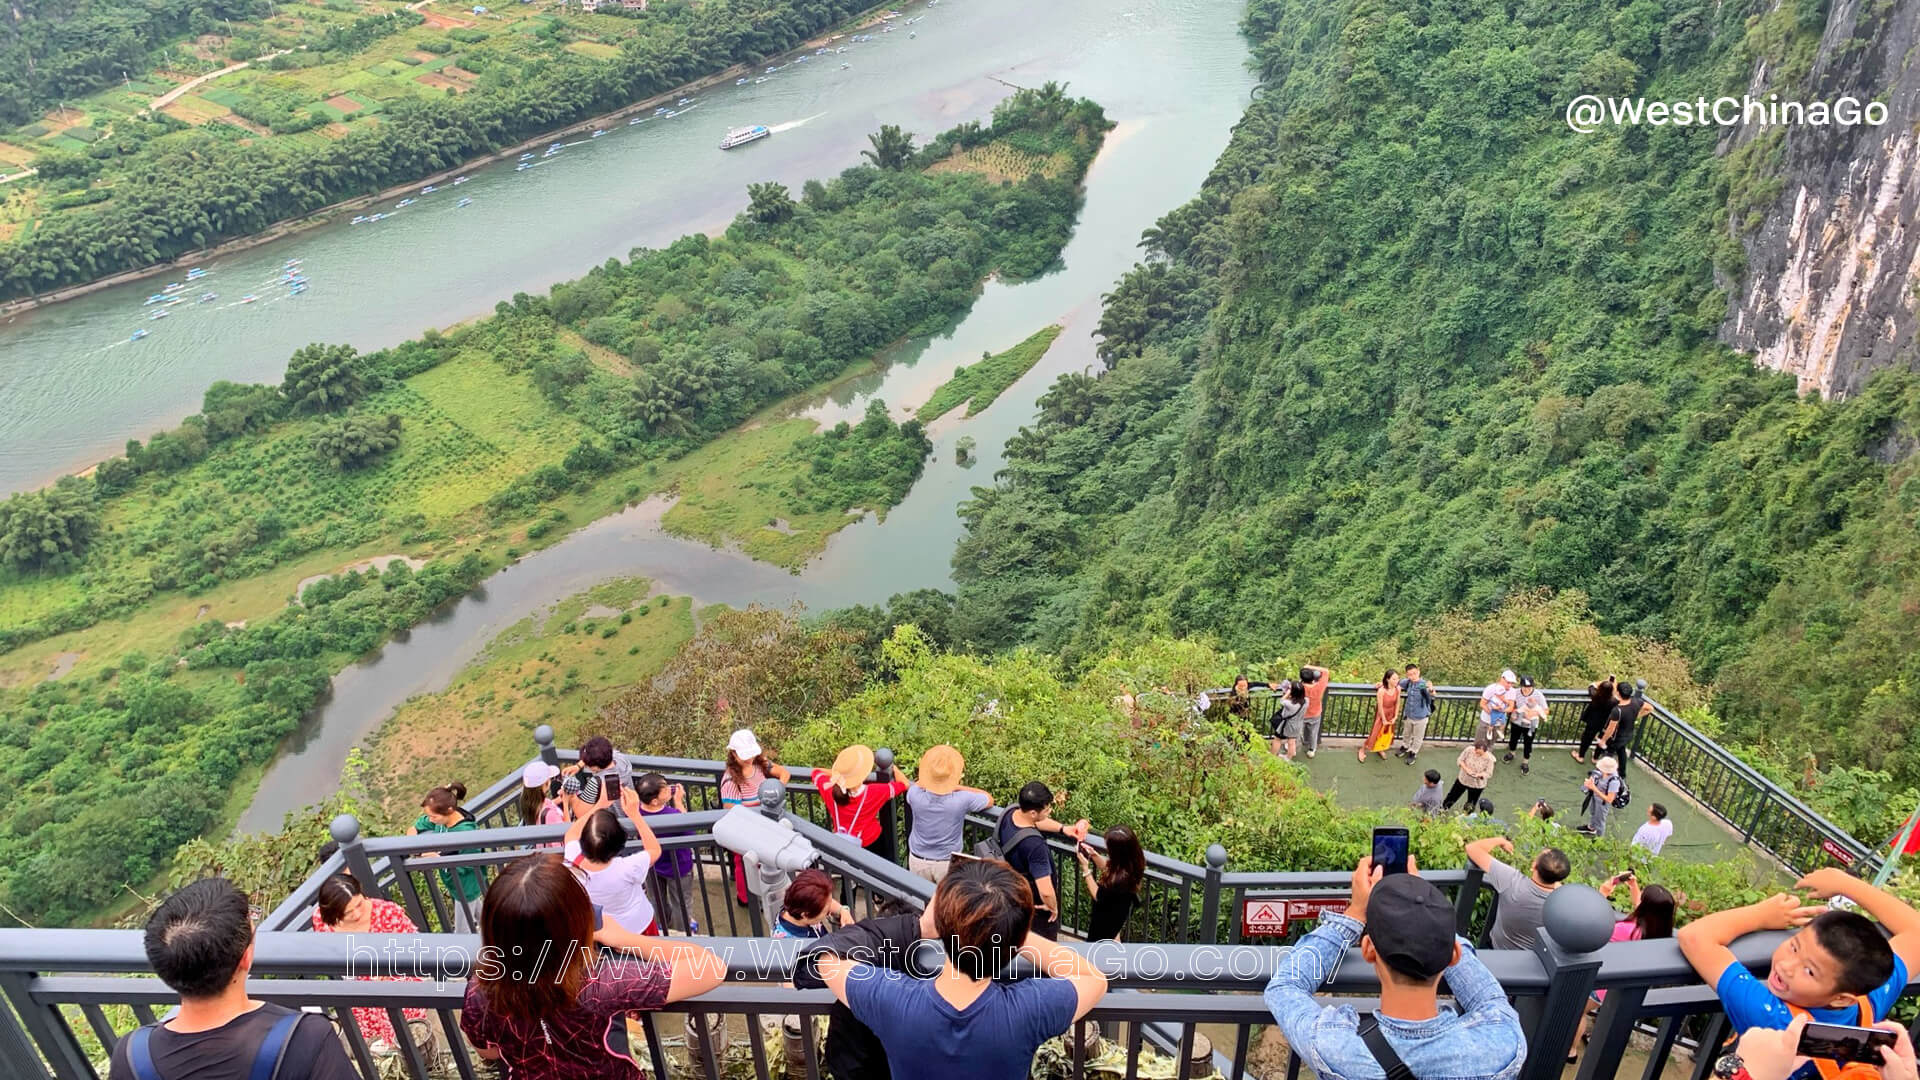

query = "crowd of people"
116;691;1920;1080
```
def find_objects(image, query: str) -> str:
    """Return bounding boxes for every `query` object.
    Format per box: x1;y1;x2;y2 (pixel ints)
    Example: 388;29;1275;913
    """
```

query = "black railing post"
1515;886;1615;1080
333;814;385;900
1453;861;1486;937
1200;844;1227;945
0;971;86;1080
534;723;561;767
872;747;899;866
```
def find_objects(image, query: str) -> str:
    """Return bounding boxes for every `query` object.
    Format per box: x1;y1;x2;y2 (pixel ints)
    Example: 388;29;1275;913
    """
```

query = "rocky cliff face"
1721;0;1920;398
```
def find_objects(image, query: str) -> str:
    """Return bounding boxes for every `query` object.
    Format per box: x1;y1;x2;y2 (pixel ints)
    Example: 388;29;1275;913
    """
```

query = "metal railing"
1210;682;1874;874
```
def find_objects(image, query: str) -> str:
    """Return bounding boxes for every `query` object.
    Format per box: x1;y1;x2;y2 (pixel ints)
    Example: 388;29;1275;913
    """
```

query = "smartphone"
1796;1022;1897;1064
601;775;622;805
1371;826;1410;876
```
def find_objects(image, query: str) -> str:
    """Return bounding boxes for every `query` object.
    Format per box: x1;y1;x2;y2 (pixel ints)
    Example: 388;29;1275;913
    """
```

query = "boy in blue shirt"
1679;867;1920;1073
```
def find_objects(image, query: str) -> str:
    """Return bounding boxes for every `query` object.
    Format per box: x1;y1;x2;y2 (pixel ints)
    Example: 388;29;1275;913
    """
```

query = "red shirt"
814;773;908;847
310;899;429;1046
461;961;672;1080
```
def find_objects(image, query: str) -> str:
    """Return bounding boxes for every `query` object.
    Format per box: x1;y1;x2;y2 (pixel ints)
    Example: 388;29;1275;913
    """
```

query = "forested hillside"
952;0;1920;790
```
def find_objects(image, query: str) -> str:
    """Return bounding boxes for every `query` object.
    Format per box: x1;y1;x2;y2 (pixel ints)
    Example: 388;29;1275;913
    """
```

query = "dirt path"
152;49;292;110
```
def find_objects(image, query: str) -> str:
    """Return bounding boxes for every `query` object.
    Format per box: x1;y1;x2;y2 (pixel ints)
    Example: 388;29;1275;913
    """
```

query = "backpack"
126;1010;303;1080
973;824;1043;863
1610;779;1631;809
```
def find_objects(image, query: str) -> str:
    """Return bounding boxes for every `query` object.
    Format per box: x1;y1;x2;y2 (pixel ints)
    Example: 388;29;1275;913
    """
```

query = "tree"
747;181;795;224
862;124;916;170
281;343;365;413
0;478;100;572
311;413;402;470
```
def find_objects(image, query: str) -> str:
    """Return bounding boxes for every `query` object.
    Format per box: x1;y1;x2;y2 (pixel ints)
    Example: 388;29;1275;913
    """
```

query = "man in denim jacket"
1264;857;1526;1080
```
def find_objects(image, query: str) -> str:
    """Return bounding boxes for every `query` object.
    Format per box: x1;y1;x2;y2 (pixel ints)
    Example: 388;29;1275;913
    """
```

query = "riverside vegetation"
0;86;1111;926
0;0;902;296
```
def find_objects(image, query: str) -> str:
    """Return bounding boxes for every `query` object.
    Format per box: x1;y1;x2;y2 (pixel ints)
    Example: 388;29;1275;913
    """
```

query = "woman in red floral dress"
311;874;430;1049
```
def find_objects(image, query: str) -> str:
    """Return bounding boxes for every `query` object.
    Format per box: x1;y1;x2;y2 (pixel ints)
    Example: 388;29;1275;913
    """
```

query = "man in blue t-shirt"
1679;867;1920;1078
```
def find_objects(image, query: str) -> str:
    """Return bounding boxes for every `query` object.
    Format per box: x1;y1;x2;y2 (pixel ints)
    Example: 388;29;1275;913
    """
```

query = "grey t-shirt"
905;786;992;859
1411;784;1444;814
1485;859;1554;950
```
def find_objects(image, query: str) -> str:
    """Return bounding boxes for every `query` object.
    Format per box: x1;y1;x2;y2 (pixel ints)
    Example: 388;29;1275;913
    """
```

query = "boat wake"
769;112;828;134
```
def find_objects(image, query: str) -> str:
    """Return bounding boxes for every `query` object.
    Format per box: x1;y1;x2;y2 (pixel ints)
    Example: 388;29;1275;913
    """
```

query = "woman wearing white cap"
720;728;791;904
519;762;566;849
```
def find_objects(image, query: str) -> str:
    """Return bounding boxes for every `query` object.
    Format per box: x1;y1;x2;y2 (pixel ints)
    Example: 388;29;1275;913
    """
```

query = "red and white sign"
1242;895;1349;936
1822;838;1858;866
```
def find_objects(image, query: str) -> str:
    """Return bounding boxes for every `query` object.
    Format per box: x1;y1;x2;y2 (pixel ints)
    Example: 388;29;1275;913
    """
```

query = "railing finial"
1205;843;1229;870
534;724;559;765
329;813;360;844
1541;884;1616;953
758;777;786;816
873;746;895;777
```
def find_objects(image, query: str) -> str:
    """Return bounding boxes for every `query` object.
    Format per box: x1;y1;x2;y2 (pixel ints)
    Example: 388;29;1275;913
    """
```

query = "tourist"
906;744;995;883
1599;678;1652;780
721;728;793;904
1504;675;1546;774
562;735;634;812
310;874;432;1056
1578;756;1624;836
1573;874;1677;1059
1441;737;1497;812
1410;769;1445;816
1679;867;1920;1073
816;744;911;856
1271;678;1306;758
1076;825;1147;941
565;789;664;936
461;854;725;1078
408;782;484;931
108;878;358;1080
791;903;931;1080
1358;668;1400;763
1263;856;1525;1080
1570;675;1619;765
1390;663;1437;765
1736;1018;1920;1080
773;868;848;939
521;762;566;849
1632;803;1674;855
1464;836;1569;950
995;780;1089;940
634;772;698;932
813;859;1109;1080
1227;674;1254;724
1472;798;1506;828
1527;799;1556;824
1478;669;1516;741
1299;664;1330;758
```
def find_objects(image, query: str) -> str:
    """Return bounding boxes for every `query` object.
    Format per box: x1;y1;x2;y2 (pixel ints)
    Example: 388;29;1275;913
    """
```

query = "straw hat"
917;745;964;796
829;744;875;791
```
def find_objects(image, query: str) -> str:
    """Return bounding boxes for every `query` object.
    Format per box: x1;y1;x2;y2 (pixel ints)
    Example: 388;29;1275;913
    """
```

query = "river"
82;0;1257;832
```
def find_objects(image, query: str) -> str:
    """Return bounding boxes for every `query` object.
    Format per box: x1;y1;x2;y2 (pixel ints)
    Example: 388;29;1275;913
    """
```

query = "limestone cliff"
1721;0;1920;398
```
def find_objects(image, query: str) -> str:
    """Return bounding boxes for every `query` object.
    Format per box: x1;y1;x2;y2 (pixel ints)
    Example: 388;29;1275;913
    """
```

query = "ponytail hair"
423;783;467;815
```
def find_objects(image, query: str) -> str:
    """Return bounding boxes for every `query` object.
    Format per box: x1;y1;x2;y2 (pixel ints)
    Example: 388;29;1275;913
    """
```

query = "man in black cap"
1263;857;1526;1080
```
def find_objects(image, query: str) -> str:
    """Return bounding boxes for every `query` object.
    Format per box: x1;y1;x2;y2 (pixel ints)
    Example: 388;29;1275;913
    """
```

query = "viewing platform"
0;681;1898;1080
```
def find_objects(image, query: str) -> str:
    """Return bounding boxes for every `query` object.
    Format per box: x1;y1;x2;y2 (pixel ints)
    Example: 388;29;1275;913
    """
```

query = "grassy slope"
364;577;695;823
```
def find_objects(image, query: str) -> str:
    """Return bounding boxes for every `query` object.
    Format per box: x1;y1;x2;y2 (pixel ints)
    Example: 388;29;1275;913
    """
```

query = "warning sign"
1822;839;1858;866
1241;895;1349;937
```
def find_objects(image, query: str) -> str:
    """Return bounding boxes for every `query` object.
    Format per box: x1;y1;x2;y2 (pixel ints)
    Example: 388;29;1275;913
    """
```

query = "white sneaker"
1306;750;1316;758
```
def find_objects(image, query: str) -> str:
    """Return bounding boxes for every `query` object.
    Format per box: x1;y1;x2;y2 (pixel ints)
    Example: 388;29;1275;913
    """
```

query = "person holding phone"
1263;855;1524;1080
1464;836;1569;950
1076;826;1147;941
1731;1016;1918;1080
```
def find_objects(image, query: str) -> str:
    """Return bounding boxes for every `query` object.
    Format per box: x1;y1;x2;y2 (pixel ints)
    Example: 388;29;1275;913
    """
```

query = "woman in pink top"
310;874;429;1051
1572;875;1676;1060
719;728;791;903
